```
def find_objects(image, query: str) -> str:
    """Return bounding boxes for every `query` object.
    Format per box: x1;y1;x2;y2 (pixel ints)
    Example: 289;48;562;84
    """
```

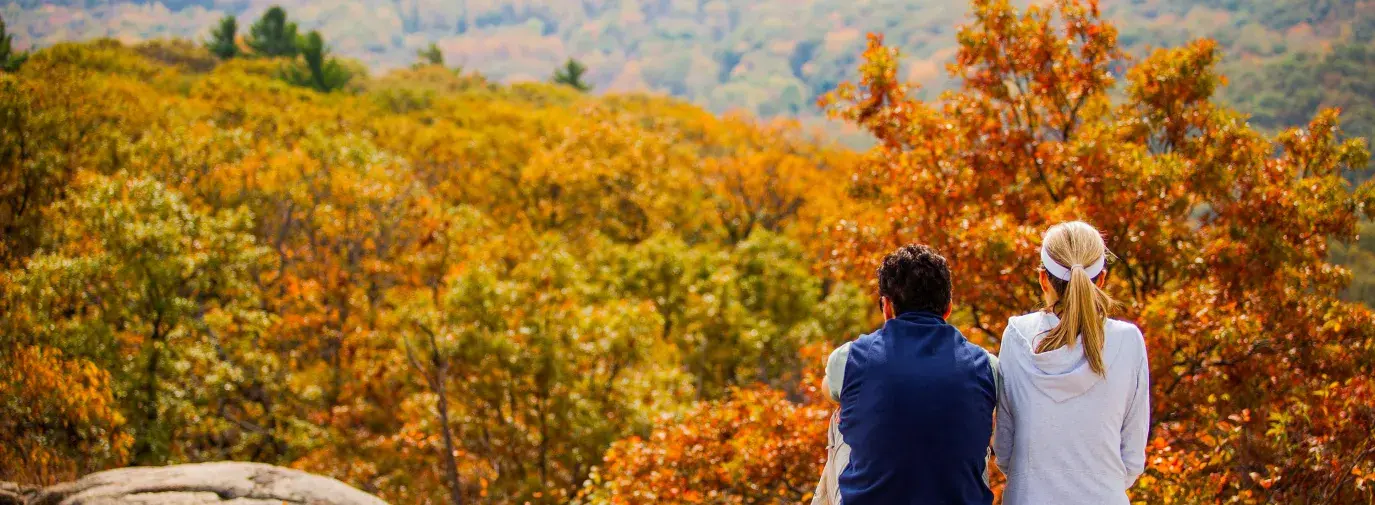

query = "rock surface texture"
6;462;388;505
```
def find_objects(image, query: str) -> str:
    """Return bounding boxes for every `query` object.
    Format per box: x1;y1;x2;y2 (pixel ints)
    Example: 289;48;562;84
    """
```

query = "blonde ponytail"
1037;221;1116;375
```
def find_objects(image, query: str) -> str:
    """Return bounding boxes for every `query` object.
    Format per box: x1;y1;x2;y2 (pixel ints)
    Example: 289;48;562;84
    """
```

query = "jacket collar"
894;310;947;324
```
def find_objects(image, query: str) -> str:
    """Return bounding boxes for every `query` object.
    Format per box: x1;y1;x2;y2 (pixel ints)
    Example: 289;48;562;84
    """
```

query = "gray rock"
15;462;388;505
1;482;37;505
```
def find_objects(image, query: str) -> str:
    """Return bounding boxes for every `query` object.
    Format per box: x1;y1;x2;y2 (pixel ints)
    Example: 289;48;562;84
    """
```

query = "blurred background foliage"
1;1;1373;504
4;0;1373;153
0;32;872;503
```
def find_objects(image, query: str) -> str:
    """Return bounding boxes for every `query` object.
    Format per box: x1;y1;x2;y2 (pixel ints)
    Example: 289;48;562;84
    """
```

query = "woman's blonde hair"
1038;221;1116;375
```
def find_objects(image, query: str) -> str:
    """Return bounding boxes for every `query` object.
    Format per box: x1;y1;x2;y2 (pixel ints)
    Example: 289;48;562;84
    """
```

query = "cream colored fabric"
810;410;850;505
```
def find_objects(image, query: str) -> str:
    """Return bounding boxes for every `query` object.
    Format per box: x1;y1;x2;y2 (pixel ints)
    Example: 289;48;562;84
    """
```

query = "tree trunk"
427;331;464;505
134;316;165;464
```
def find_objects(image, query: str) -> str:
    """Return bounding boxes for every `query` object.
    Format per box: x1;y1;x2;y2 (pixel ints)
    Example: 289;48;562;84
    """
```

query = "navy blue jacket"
838;311;996;505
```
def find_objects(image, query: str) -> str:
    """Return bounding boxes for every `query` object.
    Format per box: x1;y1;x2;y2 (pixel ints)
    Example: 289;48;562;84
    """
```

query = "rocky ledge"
1;462;388;505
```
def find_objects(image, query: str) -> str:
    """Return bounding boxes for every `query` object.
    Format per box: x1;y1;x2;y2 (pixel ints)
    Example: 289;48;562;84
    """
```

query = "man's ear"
880;296;895;321
943;303;953;320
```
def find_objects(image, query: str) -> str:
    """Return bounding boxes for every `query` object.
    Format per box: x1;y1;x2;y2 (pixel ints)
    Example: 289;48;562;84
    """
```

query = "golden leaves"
825;0;1375;502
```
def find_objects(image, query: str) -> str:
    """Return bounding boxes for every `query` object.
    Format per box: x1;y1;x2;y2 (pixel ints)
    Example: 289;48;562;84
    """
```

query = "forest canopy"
4;0;1373;152
0;33;869;502
1;0;1374;504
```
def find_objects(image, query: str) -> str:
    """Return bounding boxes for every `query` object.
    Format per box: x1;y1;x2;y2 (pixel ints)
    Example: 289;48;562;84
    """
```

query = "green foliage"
1331;220;1375;305
207;15;239;60
1161;0;1367;32
415;42;443;68
0;15;27;72
281;30;353;92
0;63;163;266
367;66;490;113
1225;41;1375;179
134;39;218;73
6;0;1372;139
592;231;865;399
4;172;273;465
552;58;591;92
246;6;298;58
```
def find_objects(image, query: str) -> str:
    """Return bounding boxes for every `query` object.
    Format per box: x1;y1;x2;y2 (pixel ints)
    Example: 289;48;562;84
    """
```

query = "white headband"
1041;246;1105;281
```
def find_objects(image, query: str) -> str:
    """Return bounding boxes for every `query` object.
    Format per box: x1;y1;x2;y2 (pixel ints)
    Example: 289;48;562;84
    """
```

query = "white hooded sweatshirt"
994;312;1150;505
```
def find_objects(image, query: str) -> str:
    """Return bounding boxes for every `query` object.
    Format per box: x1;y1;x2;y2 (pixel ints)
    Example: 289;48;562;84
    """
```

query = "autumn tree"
576;0;1374;502
388;204;492;505
283;30;352;92
391;236;671;503
552;58;591;92
3;172;276;465
818;0;1375;502
0;344;131;484
207;15;239;60
699;118;854;245
1332;220;1375;303
0;37;870;505
0;47;164;267
577;387;829;505
246;6;298;57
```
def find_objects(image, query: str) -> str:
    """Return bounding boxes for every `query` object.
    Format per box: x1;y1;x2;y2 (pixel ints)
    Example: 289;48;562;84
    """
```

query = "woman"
994;221;1150;505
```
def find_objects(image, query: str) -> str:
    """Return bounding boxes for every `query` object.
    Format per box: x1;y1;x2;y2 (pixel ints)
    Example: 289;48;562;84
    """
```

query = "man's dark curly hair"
877;244;952;316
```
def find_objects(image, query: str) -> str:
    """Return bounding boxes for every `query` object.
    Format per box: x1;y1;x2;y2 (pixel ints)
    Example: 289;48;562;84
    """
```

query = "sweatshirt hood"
1005;312;1125;403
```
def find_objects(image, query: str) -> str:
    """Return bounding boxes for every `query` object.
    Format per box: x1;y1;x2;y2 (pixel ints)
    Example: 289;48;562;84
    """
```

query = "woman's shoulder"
998;312;1050;358
1104;318;1144;340
1105;318;1148;358
1005;311;1054;335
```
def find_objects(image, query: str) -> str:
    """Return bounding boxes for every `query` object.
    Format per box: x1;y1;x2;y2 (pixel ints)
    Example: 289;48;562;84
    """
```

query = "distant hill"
5;0;1373;156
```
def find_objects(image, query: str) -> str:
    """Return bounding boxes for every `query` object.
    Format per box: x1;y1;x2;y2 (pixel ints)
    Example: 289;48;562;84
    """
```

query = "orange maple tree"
4;2;1374;504
582;0;1373;503
816;0;1375;502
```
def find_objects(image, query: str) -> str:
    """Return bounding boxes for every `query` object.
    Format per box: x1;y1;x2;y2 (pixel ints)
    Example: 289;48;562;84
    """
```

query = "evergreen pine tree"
0;15;28;72
246;6;299;57
206;15;240;60
416;43;444;67
284;30;352;92
552;58;591;92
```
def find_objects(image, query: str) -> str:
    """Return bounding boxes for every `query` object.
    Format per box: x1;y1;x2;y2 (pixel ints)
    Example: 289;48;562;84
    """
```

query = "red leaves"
825;0;1375;502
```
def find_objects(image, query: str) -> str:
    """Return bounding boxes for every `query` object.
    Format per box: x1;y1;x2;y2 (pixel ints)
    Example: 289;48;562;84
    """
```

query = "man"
823;244;997;505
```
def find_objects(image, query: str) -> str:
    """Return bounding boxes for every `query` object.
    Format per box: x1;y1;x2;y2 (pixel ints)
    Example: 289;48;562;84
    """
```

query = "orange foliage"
0;36;868;505
578;387;829;505
818;0;1375;502
0;345;131;484
2;2;1373;504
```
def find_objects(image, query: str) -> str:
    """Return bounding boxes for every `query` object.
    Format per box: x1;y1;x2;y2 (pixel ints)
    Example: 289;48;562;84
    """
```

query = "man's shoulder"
953;334;994;362
845;329;887;359
957;340;998;384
